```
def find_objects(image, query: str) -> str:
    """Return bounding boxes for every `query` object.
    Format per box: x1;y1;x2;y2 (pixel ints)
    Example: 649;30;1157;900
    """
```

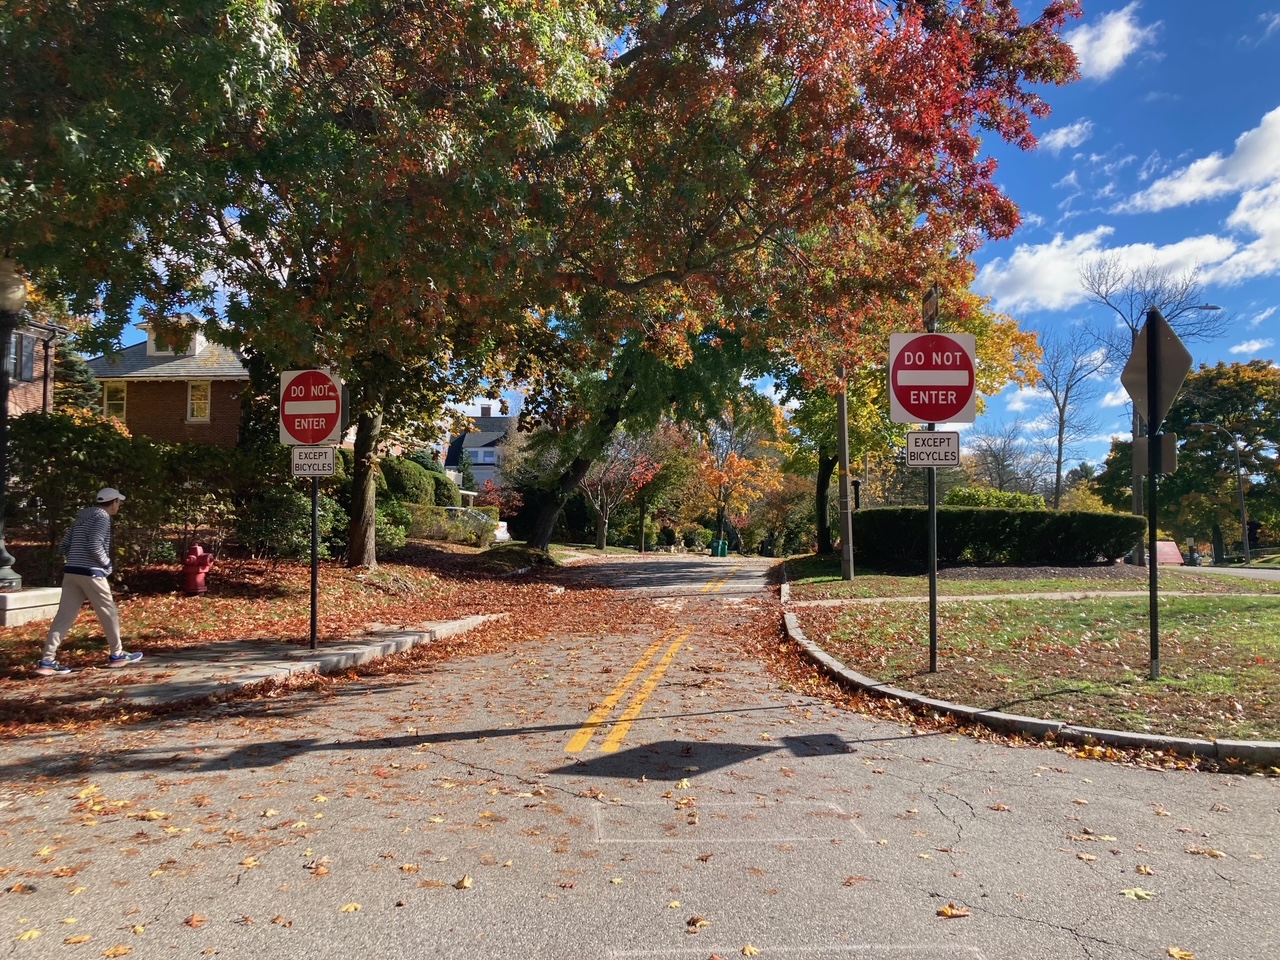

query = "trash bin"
711;540;728;557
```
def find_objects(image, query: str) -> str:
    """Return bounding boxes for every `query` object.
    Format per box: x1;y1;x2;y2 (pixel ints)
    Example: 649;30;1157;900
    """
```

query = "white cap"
96;488;125;503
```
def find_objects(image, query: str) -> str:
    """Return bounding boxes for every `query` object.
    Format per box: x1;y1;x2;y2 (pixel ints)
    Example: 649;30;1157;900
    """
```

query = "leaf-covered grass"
0;540;553;680
797;593;1280;741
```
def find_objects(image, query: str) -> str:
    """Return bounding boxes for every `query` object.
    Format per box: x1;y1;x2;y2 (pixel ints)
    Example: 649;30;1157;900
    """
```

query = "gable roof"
87;342;249;381
444;416;516;466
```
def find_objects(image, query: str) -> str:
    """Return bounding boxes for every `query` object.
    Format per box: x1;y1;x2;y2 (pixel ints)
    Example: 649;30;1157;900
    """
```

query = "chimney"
480;405;492;418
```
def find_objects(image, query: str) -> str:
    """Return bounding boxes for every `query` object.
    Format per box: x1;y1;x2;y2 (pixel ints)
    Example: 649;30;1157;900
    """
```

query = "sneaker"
106;651;144;668
35;660;73;677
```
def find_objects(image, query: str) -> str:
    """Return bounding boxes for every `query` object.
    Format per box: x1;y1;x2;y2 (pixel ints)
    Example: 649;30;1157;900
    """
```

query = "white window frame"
187;380;211;422
149;330;175;355
104;381;126;420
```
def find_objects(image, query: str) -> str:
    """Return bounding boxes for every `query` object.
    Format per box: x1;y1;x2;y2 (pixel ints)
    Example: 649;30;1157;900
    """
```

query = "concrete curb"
14;615;507;716
781;610;1280;766
217;614;504;696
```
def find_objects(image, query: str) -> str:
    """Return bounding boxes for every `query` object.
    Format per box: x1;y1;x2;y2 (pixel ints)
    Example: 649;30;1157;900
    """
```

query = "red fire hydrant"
182;545;214;596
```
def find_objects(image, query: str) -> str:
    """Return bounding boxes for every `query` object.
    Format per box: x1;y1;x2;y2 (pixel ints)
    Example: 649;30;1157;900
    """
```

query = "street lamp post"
0;259;28;591
1189;422;1249;565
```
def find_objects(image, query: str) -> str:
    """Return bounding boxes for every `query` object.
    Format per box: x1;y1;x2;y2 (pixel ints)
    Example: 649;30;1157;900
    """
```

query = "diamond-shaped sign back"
1120;308;1193;432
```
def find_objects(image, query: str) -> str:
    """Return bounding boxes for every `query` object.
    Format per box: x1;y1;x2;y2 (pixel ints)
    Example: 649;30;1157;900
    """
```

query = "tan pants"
42;574;123;661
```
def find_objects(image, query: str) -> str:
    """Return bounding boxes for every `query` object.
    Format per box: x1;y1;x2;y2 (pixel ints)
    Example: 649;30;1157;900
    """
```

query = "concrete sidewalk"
2;615;499;715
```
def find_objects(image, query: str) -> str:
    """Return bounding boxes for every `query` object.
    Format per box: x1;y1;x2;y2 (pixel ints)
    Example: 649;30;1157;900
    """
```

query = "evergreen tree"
459;452;478;491
52;339;100;414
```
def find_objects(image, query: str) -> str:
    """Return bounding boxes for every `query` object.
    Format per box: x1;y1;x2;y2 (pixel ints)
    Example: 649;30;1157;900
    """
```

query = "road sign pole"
927;422;938;673
1146;309;1161;680
836;364;854;581
311;475;319;651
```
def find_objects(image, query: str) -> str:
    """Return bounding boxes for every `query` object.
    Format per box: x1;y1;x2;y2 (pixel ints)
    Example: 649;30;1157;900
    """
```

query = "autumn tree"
578;430;662;551
0;1;293;339
5;0;1082;569
685;397;787;549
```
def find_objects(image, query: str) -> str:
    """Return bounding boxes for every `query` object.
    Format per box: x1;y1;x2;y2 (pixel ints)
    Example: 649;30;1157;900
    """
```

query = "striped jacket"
60;506;114;577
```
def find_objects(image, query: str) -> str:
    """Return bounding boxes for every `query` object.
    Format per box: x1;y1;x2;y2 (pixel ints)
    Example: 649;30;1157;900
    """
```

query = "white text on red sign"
284;382;338;432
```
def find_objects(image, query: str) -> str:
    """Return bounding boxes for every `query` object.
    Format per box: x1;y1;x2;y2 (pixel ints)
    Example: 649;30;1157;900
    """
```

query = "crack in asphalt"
959;898;1147;960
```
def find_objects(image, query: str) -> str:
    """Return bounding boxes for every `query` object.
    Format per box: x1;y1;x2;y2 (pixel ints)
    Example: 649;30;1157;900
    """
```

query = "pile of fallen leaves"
0;543;551;680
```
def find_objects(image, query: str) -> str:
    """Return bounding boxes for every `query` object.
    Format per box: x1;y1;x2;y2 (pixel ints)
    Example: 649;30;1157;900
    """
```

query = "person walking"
35;488;143;676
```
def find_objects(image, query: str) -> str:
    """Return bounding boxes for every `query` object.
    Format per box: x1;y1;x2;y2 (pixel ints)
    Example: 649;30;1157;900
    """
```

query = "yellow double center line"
565;630;688;754
701;564;740;594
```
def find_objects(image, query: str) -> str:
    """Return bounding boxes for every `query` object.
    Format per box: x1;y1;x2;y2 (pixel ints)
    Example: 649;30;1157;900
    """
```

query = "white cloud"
1261;13;1280;40
1007;386;1050;413
1100;387;1131;409
1041;119;1094;155
1118;107;1280;213
1206;179;1280;285
1138;150;1167;182
1053;170;1080;190
1229;338;1275;355
1251;306;1277;327
975;226;1237;314
1065;2;1159;80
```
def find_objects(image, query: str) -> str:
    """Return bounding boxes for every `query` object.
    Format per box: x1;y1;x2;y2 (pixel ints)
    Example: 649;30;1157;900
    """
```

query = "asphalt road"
1;554;1276;959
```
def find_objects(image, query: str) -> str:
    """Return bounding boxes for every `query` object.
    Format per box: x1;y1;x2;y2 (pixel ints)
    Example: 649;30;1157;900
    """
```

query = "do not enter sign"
279;369;344;445
888;332;977;424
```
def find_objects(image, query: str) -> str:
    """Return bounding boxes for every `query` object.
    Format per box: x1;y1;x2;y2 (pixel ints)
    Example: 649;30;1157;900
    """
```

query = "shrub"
375;501;411;555
852;506;1145;568
429;471;462;507
381;457;434;505
235;487;347;559
406;449;446;474
943;486;1046;510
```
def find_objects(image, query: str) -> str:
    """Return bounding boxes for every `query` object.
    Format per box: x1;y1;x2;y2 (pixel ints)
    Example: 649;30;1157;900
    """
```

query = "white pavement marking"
593;799;870;843
610;948;987;959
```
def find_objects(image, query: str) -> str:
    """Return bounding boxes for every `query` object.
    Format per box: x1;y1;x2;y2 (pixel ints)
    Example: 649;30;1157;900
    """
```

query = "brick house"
5;319;65;417
86;322;249;448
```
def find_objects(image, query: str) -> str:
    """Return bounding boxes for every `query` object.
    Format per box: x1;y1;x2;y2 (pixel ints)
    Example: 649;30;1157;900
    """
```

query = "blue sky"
968;1;1280;465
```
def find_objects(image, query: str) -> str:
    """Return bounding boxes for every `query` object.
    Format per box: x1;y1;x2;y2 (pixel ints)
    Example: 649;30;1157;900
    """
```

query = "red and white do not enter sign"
888;332;977;424
279;369;343;445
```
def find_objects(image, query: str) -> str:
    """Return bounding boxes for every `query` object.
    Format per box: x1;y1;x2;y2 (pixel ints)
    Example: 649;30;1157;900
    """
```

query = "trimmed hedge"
851;506;1146;568
381;456;434;505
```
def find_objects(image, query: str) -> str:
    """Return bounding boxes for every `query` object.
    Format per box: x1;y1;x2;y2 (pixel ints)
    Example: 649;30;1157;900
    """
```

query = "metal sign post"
1121;309;1192;681
282;372;343;653
290;447;336;650
892;327;976;674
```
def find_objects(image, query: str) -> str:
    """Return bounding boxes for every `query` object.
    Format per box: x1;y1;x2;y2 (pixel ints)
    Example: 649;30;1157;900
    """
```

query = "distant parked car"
443;507;509;543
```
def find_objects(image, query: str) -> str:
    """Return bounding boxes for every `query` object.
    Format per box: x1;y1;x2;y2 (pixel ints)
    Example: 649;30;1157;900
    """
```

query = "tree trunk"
1054;421;1066;509
527;455;595;552
595;514;608;551
814;447;837;554
1211;522;1224;565
347;409;383;569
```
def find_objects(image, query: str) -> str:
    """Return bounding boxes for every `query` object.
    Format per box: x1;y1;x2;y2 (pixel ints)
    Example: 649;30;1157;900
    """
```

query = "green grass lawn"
787;555;1280;742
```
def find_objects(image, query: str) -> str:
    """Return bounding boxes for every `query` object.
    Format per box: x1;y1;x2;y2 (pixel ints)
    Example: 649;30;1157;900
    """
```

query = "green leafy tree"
1094;361;1280;554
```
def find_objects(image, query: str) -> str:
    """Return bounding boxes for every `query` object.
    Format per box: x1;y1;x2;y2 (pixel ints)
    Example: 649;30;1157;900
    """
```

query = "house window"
104;381;126;420
7;333;35;383
187;381;211;422
151;330;174;354
477;448;496;464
